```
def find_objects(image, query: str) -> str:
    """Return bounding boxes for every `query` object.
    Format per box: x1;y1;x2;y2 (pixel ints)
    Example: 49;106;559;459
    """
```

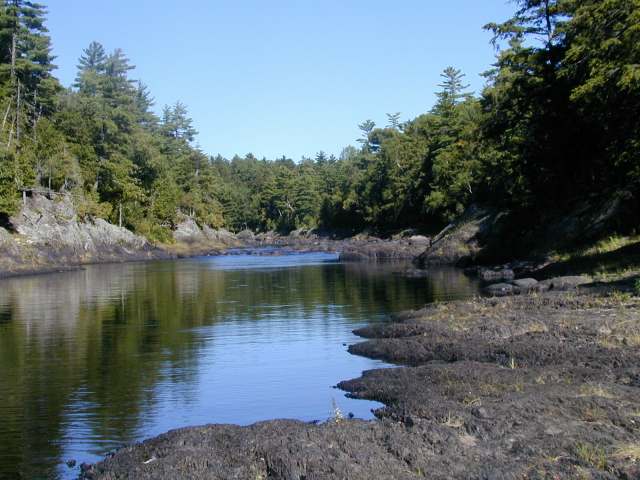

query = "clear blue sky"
45;0;514;160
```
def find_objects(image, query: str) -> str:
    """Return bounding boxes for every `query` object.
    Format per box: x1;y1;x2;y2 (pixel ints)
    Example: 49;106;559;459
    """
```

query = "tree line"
0;0;638;241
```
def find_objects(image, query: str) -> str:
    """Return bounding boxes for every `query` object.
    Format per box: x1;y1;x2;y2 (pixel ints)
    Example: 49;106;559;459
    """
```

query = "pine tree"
75;41;106;77
356;119;375;152
161;101;197;143
386;112;402;130
432;67;470;116
0;0;57;149
315;151;327;165
74;41;106;93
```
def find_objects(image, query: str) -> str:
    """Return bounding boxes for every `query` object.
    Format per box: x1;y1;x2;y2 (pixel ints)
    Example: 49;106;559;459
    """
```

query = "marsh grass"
611;444;640;462
578;383;615;399
575;442;608;470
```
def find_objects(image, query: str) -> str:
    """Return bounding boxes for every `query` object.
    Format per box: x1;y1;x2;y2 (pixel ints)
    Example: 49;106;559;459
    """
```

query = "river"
0;251;480;479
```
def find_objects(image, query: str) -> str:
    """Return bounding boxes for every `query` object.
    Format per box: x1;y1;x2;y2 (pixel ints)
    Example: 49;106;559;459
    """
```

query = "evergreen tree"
386;112;401;130
432;67;470;116
356;119;375;152
74;41;106;93
0;0;57;151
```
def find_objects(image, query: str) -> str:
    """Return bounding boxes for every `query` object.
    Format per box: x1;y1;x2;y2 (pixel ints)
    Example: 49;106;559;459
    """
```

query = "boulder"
236;229;255;241
511;278;539;294
415;205;498;266
392;228;419;240
478;268;515;282
173;218;206;244
0;227;11;246
484;283;515;297
539;276;591;291
202;226;237;245
407;235;430;246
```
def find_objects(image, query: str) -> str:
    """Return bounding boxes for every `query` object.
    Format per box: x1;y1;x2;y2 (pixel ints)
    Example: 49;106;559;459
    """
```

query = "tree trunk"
15;81;20;145
10;33;16;81
119;202;123;228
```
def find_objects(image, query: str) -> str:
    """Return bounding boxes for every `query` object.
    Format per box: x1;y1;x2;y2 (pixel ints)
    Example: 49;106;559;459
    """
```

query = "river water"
0;251;480;479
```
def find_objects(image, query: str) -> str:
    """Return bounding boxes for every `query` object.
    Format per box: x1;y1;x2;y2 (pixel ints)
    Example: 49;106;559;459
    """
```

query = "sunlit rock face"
0;194;168;275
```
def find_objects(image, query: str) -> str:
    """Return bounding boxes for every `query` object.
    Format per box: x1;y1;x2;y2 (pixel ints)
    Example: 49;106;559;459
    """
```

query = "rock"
407;235;430;245
1;194;169;276
392;229;418;240
236;229;255;241
544;426;562;436
472;407;489;419
339;241;425;262
539;275;591;291
202;226;237;245
173;218;206;244
289;228;308;238
484;283;515;297
511;278;539;293
11;195;153;255
478;268;515;282
0;227;12;247
415;205;498;266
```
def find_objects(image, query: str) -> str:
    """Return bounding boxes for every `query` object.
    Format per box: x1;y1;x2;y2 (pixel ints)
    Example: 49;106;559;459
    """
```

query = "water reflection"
0;253;480;479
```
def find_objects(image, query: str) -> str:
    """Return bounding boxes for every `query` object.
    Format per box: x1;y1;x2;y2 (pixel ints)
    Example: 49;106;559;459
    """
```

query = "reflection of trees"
0;259;478;479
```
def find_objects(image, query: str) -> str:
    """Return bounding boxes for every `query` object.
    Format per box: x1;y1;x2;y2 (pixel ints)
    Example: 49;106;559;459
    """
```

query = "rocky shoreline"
0;194;435;279
6;195;640;479
81;280;640;479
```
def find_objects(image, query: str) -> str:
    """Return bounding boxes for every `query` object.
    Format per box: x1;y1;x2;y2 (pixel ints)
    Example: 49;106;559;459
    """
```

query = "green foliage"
0;0;637;244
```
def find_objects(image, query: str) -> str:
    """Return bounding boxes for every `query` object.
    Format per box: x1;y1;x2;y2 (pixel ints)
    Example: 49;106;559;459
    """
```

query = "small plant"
575;442;608;470
440;412;464;428
578;383;615;399
462;396;481;408
331;398;344;423
509;357;517;369
634;278;640;296
610;290;632;303
613;443;640;462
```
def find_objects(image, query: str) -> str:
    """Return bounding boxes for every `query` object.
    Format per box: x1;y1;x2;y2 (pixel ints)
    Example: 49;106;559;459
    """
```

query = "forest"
0;0;638;242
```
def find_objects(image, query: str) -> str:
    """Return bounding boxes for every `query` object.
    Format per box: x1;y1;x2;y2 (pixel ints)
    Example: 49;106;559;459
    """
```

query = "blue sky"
45;0;514;160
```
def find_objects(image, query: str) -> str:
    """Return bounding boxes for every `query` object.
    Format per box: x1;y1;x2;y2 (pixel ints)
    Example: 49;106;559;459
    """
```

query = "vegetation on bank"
0;0;638;244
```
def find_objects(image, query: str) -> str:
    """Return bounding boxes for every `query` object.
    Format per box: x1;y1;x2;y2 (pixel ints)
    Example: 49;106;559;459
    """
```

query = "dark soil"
84;287;640;479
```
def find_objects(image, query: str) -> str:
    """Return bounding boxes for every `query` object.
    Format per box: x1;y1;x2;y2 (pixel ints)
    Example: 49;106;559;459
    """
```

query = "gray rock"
0;227;11;246
479;268;515;282
416;205;497;266
236;229;255;241
539;276;591;291
484;283;515;297
511;278;539;293
408;235;430;245
173;218;206;244
202;226;237;245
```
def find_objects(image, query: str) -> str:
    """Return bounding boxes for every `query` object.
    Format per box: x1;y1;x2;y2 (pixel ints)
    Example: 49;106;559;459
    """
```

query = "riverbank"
81;270;640;479
0;194;434;279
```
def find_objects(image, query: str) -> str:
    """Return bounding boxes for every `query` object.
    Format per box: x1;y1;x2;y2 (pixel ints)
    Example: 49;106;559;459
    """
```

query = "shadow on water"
0;252;480;479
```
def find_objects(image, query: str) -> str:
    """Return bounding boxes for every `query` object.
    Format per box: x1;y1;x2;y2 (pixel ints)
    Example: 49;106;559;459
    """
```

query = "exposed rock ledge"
0;195;239;276
83;287;640;479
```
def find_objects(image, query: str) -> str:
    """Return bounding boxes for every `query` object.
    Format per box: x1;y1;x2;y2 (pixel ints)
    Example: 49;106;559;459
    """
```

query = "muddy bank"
83;285;640;479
